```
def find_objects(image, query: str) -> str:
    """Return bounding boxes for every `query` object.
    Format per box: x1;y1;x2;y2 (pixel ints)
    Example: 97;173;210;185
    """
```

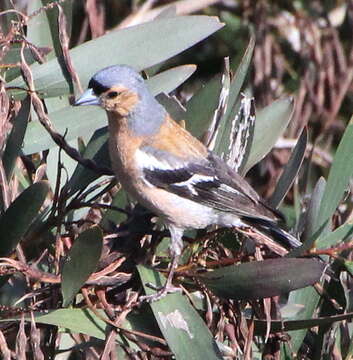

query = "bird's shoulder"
144;114;208;159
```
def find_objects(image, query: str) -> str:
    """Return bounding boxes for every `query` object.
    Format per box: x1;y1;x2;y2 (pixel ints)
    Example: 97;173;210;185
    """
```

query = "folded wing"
138;146;277;222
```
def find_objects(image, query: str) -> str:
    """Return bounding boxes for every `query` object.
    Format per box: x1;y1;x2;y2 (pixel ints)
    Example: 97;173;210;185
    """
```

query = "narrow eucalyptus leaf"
0;309;106;340
2;307;162;349
3;96;30;179
244;97;294;174
317;222;353;250
316;121;353;234
65;127;109;196
148;64;196;95
27;0;55;54
156;93;186;122
138;266;223;360
283;177;328;356
62;225;103;306
185;74;223;138
39;0;73;58
269;127;307;208
100;189;129;228
255;312;353;335
8;16;223;99
4;46;52;82
0;181;50;256
199;258;324;300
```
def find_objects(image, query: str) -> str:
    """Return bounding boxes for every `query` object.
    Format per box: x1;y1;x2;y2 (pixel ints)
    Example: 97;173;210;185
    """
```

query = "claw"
138;253;181;305
138;284;182;304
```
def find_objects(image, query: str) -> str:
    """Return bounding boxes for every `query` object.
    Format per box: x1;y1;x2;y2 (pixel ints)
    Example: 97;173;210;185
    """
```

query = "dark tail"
243;217;302;250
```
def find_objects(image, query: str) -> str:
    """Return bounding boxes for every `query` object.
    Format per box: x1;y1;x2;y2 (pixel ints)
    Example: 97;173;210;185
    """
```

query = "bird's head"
75;65;166;135
75;65;146;117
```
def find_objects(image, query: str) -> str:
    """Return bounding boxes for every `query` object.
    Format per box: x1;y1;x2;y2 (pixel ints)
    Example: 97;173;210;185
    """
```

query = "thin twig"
57;4;83;94
19;41;113;177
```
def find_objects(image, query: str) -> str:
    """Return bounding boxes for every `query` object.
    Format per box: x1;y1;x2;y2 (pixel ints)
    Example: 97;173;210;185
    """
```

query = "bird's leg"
138;226;183;304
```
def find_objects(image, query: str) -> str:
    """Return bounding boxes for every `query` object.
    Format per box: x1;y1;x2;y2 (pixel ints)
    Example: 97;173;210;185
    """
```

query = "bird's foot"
138;283;182;305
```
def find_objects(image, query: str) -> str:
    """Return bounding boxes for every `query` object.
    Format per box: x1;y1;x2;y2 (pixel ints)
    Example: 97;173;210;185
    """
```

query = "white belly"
132;184;218;230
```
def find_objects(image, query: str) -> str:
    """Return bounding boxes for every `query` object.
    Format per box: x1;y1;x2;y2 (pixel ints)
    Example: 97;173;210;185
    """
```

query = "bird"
75;65;302;302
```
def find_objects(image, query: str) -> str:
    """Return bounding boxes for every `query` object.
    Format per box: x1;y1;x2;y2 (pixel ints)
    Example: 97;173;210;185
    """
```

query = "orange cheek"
116;105;130;117
101;100;119;113
101;92;139;116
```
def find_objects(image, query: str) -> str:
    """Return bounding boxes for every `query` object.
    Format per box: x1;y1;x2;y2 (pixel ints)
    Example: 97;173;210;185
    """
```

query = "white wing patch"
135;148;184;171
174;174;215;195
136;148;218;193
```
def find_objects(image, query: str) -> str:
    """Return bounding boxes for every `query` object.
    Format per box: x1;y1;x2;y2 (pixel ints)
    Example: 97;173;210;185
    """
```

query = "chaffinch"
75;65;301;302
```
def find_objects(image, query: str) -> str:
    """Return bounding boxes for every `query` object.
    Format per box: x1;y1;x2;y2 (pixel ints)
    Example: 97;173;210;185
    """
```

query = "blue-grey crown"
88;65;145;95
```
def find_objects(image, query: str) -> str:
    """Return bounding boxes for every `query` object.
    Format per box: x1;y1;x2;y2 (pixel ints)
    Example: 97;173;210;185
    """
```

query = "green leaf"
7;307;352;345
61;225;103;306
316;120;353;236
138;266;223;360
27;0;55;52
3;46;52;82
282;179;328;356
344;260;353;277
9;16;223;99
0;181;50;256
1;309;107;340
156;93;186;122
286;123;353;360
1;307;162;350
22;66;197;155
100;189;129;229
23;106;103;155
0;1;18;34
46;139;79;192
244;97;294;174
7;0;70;82
185;74;223;138
255;312;353;335
65;127;109;196
269;127;307;208
3;96;30;180
317;221;353;250
38;0;73;59
302;177;327;247
198;258;325;300
148;64;196;95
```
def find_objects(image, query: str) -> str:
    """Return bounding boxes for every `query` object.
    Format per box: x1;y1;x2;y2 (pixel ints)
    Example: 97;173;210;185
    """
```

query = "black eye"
107;91;119;99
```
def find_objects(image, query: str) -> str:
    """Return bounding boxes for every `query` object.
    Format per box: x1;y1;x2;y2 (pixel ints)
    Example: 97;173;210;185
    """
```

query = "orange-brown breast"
107;112;208;177
107;112;143;180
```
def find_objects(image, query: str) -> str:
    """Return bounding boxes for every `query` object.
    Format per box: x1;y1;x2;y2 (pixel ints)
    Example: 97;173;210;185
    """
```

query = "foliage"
0;1;353;359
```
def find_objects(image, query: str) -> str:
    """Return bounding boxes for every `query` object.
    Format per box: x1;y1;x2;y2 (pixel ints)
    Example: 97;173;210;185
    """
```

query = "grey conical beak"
75;88;100;106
